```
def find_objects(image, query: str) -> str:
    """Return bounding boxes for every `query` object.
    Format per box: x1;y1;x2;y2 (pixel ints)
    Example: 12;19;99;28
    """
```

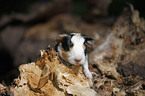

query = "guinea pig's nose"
75;59;81;62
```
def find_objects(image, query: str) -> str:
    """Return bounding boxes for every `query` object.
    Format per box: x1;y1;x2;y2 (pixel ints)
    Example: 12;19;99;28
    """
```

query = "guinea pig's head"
56;33;94;65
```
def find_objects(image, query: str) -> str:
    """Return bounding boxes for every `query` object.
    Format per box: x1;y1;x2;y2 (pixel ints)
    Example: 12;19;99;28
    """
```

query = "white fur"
84;55;92;79
68;35;85;64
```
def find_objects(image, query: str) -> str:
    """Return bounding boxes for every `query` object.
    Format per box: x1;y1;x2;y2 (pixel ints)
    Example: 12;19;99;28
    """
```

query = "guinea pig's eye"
69;42;74;48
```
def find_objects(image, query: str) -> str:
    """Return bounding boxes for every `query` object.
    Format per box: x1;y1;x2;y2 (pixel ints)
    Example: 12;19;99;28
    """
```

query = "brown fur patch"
60;43;72;61
71;64;80;75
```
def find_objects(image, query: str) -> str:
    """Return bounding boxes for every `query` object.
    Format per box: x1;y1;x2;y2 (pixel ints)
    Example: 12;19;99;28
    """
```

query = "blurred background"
0;0;145;85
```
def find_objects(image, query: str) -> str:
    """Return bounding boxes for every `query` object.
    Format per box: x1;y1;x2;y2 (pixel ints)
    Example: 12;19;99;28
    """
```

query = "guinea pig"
55;33;94;79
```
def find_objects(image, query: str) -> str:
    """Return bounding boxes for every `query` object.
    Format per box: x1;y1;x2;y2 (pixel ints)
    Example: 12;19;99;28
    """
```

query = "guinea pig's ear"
84;36;94;47
56;34;68;43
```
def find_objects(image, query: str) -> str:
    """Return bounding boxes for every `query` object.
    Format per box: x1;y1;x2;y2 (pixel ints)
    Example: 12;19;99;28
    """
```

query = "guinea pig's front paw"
84;69;92;79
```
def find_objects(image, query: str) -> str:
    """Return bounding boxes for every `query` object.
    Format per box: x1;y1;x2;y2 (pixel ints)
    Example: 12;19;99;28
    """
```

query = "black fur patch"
83;35;94;55
55;43;59;52
84;48;87;56
83;35;94;45
61;34;74;51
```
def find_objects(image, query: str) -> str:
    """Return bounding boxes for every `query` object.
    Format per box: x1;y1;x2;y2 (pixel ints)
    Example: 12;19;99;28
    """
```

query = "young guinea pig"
55;33;94;79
